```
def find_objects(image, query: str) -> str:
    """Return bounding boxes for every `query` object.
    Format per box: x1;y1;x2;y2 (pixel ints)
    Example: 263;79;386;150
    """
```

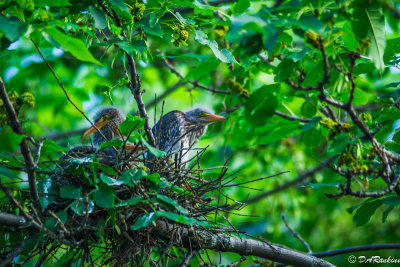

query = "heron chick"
149;106;227;166
82;106;140;150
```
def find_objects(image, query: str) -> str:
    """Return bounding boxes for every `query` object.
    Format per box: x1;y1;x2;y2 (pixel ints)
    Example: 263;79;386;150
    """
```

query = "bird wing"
152;111;186;154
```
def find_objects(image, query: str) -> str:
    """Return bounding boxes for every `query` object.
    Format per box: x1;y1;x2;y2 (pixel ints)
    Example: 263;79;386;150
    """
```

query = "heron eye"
200;112;209;117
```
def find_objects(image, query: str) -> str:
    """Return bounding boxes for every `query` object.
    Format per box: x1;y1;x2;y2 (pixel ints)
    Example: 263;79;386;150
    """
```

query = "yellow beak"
204;114;228;122
82;118;107;139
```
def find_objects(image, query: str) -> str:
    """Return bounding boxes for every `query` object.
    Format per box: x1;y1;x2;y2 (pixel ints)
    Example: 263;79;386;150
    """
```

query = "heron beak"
82;117;108;139
204;114;228;122
125;144;146;151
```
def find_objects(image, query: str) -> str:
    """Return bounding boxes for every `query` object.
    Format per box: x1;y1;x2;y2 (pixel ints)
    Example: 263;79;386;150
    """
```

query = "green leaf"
352;2;386;72
131;211;209;230
302;181;343;189
382;206;394;223
88;6;107;29
139;17;164;37
0;132;23;153
302;116;322;131
34;0;71;7
301;97;318;118
377;108;400;123
302;62;324;87
257;122;302;145
303;126;323;146
108;0;131;20
353;199;383;226
329;133;354;154
382;196;400;207
118;41;148;56
184;59;220;81
144;173;161;183
100;173;123;186
93;185;115;209
0;17;27;42
0;166;20;180
174;12;195;25
245;85;278;126
98;138;124;151
44;27;101;65
195;30;238;64
121;169;146;185
119;115;145;136
131;212;157;230
41;139;67;159
60;185;81;199
351;89;369;105
156;211;209;226
165;52;210;62
341;22;358;51
233;0;250;14
384;37;400;64
140;136;165;157
116;197;146;207
155;194;188;214
71;200;94;216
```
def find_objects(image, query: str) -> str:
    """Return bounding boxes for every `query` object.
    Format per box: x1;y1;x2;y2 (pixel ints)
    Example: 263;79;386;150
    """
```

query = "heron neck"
93;126;116;147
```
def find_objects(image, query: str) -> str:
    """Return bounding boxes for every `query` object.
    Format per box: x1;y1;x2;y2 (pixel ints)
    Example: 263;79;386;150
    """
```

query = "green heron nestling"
148;106;227;166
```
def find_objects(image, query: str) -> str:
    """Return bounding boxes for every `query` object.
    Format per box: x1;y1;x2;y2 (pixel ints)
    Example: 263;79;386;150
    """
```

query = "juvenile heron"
82;106;126;146
148;106;227;166
62;107;139;168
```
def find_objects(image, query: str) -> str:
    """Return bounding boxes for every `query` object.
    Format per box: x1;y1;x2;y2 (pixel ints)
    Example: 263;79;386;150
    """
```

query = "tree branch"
245;155;337;205
153;220;334;267
0;77;41;213
282;215;312;253
98;1;156;146
156;50;231;95
312;243;400;258
31;39;108;143
274;111;311;123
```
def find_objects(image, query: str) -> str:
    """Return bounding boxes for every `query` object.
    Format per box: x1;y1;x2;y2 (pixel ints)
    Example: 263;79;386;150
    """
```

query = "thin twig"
282;216;312;253
274;111;310;123
156;50;231;95
31;39;108;142
245;155;337;205
312;243;400;258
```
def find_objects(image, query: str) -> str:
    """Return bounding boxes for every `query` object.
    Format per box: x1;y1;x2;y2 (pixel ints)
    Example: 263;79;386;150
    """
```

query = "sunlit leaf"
352;2;386;72
45;27;101;65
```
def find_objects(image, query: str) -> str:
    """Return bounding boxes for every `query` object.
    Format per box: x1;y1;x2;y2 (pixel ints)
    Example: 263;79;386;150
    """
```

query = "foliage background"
1;0;400;266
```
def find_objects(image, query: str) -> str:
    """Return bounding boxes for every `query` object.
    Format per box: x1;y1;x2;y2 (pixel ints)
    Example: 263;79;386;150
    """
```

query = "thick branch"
154;220;334;267
0;212;29;228
0;77;41;212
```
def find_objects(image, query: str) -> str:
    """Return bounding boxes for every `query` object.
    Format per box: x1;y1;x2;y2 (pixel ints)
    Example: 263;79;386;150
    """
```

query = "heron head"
184;106;228;125
82;107;126;139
